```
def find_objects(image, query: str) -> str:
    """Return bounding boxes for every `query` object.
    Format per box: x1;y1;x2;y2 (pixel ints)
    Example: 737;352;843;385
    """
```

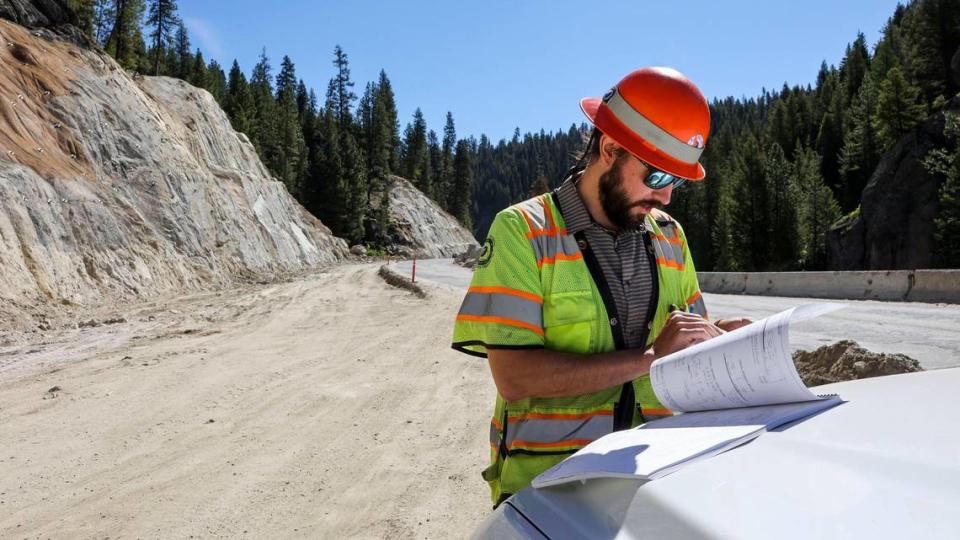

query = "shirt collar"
554;172;648;236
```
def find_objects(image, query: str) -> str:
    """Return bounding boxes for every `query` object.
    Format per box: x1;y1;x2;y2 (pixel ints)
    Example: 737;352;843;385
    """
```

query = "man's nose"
655;184;673;205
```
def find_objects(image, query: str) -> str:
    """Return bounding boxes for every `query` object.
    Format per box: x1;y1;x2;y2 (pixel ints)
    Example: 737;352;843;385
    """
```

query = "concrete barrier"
697;272;747;294
698;270;960;304
907;270;960;303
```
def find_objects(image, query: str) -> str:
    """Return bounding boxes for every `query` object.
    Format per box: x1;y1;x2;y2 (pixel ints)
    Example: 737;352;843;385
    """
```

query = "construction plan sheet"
650;303;844;412
533;303;845;489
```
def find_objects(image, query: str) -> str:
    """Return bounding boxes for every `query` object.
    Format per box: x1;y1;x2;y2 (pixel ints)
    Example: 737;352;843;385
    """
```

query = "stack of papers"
533;304;846;489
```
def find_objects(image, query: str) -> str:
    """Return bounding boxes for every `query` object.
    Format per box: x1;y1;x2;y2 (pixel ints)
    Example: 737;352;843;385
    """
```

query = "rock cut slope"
383;175;478;258
0;15;348;319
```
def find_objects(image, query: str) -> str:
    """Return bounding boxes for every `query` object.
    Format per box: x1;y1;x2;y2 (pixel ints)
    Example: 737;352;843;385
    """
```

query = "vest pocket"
543;290;595;353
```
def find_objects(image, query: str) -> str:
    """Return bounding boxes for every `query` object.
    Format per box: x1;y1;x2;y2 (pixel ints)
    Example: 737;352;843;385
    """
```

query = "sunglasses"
640;160;686;190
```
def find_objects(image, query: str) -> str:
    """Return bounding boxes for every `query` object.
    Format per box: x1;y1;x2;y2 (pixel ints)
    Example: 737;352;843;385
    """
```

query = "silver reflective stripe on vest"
529;234;580;266
505;413;614;451
605;86;704;165
489;420;501;449
651;223;685;270
514;196;581;266
688;293;707;317
458;290;543;330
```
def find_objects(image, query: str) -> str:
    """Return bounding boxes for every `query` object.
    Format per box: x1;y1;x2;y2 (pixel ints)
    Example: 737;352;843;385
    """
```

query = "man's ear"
598;134;621;167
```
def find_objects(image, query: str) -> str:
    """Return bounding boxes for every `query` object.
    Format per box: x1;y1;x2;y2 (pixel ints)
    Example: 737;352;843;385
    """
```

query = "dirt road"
0;264;494;539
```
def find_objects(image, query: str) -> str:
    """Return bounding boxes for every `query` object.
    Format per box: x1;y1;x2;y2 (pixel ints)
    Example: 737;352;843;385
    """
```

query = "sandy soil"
0;264;494;539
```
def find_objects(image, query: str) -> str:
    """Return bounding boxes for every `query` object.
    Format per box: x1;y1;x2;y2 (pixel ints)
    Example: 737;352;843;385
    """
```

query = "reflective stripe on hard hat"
605;86;704;165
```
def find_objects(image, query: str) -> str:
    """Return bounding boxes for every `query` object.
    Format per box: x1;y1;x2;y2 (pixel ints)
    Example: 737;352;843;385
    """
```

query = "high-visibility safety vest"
451;190;708;504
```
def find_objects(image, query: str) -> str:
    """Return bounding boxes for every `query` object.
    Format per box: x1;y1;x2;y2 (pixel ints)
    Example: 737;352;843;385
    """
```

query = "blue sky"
178;0;905;143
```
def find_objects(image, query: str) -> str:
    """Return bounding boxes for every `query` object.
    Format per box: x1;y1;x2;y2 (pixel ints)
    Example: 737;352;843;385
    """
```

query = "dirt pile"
0;17;348;330
793;340;923;386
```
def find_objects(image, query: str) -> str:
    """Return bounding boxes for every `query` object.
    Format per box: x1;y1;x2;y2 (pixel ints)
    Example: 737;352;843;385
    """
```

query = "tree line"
470;0;960;270
67;0;958;267
66;0;474;247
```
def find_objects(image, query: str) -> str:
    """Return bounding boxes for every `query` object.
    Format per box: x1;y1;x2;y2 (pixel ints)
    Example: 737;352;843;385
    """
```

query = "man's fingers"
668;311;704;322
671;321;725;336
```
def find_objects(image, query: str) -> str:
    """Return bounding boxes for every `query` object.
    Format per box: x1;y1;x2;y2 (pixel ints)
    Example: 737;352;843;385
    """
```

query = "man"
451;67;751;506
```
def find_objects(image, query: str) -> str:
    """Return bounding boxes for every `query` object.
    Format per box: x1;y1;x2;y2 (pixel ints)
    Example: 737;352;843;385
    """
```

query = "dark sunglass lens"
645;171;674;189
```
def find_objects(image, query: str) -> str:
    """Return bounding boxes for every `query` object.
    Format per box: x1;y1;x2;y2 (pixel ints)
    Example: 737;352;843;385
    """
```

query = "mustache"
628;200;664;210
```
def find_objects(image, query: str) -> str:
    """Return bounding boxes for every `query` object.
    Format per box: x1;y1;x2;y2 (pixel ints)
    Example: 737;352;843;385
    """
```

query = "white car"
473;368;960;539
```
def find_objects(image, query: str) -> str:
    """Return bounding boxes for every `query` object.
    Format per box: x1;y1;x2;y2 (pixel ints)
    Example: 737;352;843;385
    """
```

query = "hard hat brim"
579;96;706;181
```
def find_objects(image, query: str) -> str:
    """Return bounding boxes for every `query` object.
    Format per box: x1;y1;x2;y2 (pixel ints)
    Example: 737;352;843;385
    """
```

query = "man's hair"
577;127;603;164
575;127;625;168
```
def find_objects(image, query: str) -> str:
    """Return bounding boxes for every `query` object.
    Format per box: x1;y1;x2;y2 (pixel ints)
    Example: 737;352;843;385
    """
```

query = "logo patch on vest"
478;237;495;268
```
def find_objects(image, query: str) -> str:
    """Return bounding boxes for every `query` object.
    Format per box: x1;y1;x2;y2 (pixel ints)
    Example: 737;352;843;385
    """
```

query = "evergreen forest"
71;0;960;269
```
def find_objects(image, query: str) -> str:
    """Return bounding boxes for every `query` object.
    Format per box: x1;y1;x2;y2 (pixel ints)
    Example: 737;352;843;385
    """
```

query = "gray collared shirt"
554;176;656;349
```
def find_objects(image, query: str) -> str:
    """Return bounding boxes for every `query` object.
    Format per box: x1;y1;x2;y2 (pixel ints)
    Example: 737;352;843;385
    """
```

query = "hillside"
0;14;349;328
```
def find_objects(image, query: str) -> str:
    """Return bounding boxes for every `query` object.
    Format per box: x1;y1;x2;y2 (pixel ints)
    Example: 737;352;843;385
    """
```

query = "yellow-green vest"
451;191;707;504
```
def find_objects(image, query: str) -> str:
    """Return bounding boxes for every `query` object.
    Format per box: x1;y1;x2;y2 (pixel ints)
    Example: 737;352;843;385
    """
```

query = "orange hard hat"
580;67;710;180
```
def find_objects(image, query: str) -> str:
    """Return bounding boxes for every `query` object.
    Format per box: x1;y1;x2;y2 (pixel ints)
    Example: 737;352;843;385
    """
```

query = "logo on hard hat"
602;88;616;102
687;134;705;149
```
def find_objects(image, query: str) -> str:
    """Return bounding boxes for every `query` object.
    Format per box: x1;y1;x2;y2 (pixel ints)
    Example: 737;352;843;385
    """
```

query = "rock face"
0;16;348;314
0;0;75;29
382;176;478;258
827;106;950;270
793;340;922;387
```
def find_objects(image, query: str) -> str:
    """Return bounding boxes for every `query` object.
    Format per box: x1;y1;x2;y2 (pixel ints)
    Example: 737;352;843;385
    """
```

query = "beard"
598;153;663;230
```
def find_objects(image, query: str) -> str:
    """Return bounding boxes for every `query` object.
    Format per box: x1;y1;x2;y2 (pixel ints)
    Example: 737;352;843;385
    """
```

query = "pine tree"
339;129;367;243
764;143;800;269
146;0;179;75
401;108;430;189
225;60;255;135
839;74;881;211
190;48;207;88
793;146;841;269
274;55;306;197
92;0;113;46
103;0;146;70
900;0;960;104
326;45;357;130
840;33;871;105
440;112;457;209
249;48;279;164
174;21;191;79
357;82;378;176
376;70;401;172
873;66;926;148
427;129;442;202
307;109;345;227
450;139;473;226
205;59;227;104
69;0;96;38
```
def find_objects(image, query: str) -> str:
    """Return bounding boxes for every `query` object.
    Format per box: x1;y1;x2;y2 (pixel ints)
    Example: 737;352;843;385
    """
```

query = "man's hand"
715;317;754;332
653;311;725;358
